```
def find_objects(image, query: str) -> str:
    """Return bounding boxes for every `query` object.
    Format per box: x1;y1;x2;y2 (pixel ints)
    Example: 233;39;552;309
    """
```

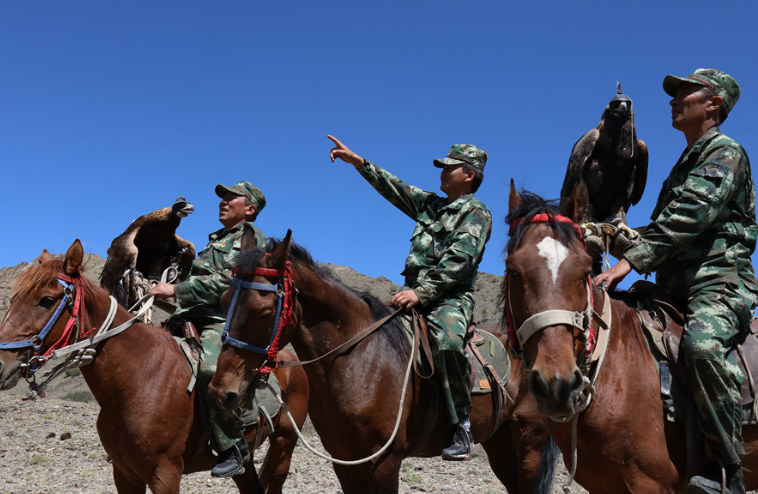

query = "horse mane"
504;190;580;253
235;239;411;358
11;258;100;304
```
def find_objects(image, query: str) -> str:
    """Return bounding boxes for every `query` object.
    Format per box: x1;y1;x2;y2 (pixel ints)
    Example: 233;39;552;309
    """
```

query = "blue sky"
2;2;757;292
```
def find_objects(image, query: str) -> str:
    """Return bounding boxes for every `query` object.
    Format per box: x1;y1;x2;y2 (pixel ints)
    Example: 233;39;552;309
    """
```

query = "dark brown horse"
208;228;557;494
0;240;309;494
503;183;758;493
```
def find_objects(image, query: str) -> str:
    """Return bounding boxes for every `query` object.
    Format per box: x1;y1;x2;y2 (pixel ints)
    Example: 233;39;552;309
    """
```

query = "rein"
221;261;294;377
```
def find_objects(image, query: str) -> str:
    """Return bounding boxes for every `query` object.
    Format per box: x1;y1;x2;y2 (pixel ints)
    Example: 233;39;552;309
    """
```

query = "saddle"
631;280;758;424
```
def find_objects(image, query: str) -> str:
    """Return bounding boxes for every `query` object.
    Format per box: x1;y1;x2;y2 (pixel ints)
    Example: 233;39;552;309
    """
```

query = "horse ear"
561;178;589;223
63;240;84;276
269;230;292;269
508;179;521;214
38;249;53;264
240;224;258;252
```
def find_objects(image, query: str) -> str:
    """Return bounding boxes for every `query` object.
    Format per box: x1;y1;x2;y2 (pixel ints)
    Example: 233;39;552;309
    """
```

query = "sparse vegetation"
61;391;95;403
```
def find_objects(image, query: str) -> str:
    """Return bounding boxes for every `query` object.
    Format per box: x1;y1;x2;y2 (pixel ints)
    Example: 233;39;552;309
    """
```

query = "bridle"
221;259;294;377
0;270;151;398
504;213;598;367
0;274;91;374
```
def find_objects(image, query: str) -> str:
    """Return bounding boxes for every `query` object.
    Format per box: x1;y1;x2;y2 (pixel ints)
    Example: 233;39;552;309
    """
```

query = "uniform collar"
209;220;253;241
681;126;721;161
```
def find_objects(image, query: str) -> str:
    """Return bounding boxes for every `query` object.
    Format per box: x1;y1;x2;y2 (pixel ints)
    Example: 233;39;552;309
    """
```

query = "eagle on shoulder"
561;83;648;226
100;197;195;308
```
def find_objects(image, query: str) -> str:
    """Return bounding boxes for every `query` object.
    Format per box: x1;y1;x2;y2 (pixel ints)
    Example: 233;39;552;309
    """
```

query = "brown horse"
207;228;557;494
503;183;758;493
0;239;309;494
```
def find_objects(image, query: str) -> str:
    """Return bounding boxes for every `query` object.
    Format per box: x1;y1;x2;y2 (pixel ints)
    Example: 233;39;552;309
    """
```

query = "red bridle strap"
41;273;88;359
509;213;586;247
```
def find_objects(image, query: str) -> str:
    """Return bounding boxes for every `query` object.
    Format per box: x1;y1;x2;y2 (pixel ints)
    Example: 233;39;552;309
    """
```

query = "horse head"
0;240;88;390
209;227;299;411
504;179;598;419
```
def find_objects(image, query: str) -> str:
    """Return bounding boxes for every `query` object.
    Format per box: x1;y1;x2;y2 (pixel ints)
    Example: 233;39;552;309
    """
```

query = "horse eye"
39;297;56;309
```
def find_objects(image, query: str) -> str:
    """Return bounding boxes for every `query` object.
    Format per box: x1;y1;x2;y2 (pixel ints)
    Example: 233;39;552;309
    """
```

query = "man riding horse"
150;180;268;478
328;135;492;460
596;69;757;494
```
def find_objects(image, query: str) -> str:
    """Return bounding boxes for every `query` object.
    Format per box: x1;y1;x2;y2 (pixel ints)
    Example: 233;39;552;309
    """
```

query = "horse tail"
534;434;559;494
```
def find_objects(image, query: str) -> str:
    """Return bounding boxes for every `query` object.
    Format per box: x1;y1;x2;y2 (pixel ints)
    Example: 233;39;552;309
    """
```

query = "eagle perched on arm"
100;197;195;308
560;83;648;226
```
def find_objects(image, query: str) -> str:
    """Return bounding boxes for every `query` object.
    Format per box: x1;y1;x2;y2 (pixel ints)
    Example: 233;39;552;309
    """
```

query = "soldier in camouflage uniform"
328;135;492;461
150;181;267;478
596;69;757;494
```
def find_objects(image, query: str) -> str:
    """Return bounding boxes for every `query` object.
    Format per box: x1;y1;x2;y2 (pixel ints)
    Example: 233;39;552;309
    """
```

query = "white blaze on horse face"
536;236;569;284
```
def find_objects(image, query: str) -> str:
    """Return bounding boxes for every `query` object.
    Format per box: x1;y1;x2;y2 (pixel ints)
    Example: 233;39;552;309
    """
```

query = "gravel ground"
0;390;588;494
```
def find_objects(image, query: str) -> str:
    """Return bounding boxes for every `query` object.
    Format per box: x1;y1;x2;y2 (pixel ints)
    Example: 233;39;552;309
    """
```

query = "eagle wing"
630;138;649;205
561;128;599;202
99;221;143;306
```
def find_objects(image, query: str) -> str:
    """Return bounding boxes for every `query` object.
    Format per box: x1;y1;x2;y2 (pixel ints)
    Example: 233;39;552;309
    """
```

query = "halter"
0;273;92;372
221;260;294;377
504;213;597;365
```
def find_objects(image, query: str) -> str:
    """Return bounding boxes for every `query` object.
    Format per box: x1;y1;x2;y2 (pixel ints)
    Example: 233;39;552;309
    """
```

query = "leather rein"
221;260;427;376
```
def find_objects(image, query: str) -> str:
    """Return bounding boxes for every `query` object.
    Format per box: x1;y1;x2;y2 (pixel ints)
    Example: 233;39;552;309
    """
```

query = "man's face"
218;193;255;229
670;82;716;132
439;164;472;196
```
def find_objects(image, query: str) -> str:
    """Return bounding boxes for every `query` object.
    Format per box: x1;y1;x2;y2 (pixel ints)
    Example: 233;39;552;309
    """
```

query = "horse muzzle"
0;358;24;390
529;365;585;419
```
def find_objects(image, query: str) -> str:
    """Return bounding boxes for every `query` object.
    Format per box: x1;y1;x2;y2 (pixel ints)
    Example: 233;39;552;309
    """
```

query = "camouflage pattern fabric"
358;161;492;424
167;220;267;452
624;127;758;465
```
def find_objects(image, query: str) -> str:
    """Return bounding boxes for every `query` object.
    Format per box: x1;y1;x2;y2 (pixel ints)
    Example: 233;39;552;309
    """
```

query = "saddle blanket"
400;316;511;394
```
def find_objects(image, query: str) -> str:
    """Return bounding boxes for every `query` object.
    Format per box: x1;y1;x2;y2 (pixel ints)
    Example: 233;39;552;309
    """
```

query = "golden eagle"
100;197;195;308
560;83;648;226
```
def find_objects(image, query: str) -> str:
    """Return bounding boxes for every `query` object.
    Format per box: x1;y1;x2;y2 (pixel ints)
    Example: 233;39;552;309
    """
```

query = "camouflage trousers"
425;297;474;426
679;283;754;466
197;321;245;453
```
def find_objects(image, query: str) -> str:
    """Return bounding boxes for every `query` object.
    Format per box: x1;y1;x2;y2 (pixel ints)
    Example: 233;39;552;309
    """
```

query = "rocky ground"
0;386;587;494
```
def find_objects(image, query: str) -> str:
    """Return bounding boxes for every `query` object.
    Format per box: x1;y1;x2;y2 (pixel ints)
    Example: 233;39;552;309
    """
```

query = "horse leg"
146;463;183;494
231;458;265;494
257;427;298;494
332;455;402;494
481;422;557;494
112;466;147;494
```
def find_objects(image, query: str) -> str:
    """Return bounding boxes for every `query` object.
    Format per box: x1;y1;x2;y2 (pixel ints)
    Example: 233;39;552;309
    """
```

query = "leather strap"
277;309;403;368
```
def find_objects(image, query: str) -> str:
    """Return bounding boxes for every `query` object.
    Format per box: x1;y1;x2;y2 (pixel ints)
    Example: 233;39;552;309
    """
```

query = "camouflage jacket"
169;221;267;324
624;126;758;298
359;161;492;306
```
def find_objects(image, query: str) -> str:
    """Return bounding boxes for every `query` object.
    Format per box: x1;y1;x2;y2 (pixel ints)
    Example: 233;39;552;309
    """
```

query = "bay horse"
503;182;758;493
0;239;309;494
208;228;558;494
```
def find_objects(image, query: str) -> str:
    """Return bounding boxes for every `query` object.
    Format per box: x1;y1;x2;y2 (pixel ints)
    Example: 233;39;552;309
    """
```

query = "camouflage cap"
433;144;488;171
215;181;266;219
663;68;741;114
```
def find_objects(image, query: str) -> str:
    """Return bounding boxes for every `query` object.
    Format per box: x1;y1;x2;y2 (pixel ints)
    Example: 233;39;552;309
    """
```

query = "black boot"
211;437;250;478
441;423;473;461
688;465;745;494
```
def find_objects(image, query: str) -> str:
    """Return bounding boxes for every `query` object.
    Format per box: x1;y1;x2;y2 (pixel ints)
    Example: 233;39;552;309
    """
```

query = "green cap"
433;144;488;171
663;68;741;114
215;181;266;220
